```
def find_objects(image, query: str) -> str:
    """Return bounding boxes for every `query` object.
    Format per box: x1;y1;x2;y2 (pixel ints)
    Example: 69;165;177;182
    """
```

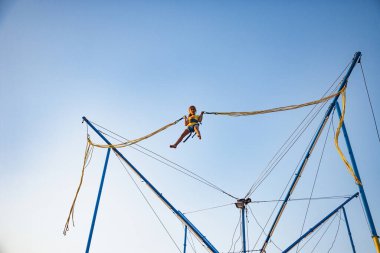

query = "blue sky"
0;1;379;253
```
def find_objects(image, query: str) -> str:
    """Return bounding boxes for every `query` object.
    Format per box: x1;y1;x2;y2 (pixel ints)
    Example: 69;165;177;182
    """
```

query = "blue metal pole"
82;117;219;253
335;102;380;252
86;148;111;253
342;207;356;253
282;192;359;253
242;207;247;253
183;225;188;253
261;52;362;253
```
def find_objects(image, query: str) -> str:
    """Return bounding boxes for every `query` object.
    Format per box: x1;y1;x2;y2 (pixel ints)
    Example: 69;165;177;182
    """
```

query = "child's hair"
188;105;196;116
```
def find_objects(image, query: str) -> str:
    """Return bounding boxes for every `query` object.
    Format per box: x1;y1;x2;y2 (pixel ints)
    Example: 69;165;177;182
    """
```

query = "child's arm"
198;111;204;122
184;115;189;126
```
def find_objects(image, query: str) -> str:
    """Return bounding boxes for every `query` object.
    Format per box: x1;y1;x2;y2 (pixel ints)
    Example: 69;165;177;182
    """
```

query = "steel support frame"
83;117;219;253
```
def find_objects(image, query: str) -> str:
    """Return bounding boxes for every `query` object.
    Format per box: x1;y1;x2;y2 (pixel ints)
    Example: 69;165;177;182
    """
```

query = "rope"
88;116;184;148
187;229;198;253
334;86;362;185
183;203;234;214
297;213;337;252
247;206;282;252
359;61;380;142
327;210;342;253
250;195;351;204
310;213;339;253
227;214;242;253
206;90;342;117
63;138;94;235
115;151;183;252
296;117;333;252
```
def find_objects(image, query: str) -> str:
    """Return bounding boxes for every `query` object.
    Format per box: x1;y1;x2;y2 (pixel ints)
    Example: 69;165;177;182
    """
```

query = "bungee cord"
86;89;344;150
205;90;342;117
88;116;184;148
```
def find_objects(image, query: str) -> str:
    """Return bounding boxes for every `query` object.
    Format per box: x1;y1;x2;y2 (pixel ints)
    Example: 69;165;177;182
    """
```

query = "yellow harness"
187;115;200;127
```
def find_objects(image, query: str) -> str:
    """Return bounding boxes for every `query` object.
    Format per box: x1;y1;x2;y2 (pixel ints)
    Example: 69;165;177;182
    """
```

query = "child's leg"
194;125;201;139
170;129;190;148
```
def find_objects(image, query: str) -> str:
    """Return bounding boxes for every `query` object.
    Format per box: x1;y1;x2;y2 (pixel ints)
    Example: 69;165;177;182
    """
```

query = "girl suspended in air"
170;105;204;148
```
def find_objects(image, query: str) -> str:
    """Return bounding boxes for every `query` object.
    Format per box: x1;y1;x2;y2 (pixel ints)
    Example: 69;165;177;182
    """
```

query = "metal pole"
335;102;380;252
261;52;362;253
183;225;188;253
83;117;219;253
86;148;111;253
282;192;359;253
342;207;356;253
242;207;247;253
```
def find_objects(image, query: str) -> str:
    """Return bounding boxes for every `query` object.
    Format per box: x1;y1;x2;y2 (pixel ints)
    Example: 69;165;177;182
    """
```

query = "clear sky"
0;1;379;253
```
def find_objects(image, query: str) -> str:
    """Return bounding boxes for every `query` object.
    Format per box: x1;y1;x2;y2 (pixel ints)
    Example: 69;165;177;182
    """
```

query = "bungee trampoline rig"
64;52;379;253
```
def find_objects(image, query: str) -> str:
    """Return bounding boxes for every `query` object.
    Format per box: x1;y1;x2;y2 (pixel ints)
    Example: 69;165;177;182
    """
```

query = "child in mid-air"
170;105;204;148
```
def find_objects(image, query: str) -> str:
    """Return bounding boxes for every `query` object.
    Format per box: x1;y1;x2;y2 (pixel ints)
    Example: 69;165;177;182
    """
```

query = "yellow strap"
88;117;184;149
63;139;94;235
334;86;362;185
208;90;342;117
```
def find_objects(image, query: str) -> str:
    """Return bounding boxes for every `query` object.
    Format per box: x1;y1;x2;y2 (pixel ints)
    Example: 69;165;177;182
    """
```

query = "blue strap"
183;133;192;143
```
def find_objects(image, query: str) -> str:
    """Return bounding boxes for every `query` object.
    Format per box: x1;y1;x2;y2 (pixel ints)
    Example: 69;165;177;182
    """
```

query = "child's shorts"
187;124;199;133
